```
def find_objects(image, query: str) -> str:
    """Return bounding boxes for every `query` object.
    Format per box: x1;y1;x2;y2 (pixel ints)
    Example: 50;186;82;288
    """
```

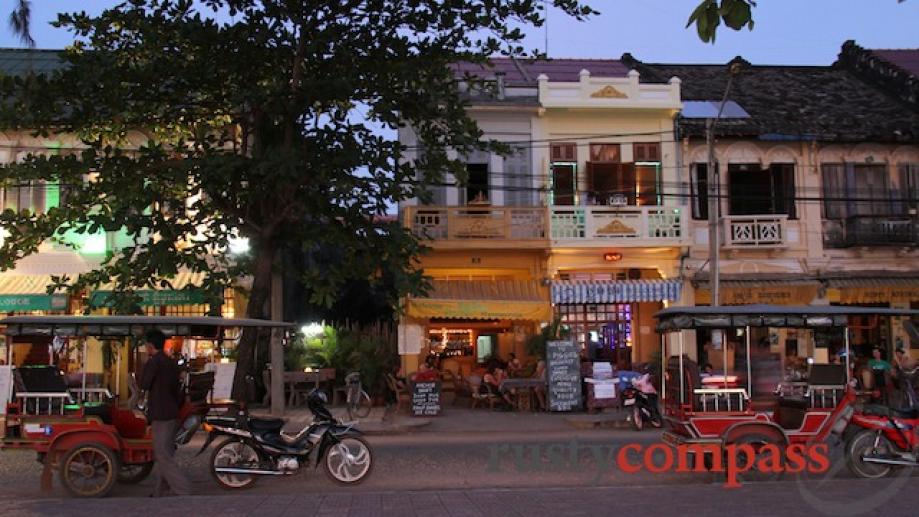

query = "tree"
8;0;34;47
687;0;908;43
0;0;595;398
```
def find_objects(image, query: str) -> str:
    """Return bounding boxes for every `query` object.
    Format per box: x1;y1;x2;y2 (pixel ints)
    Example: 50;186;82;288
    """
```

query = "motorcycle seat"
862;405;919;420
249;417;285;433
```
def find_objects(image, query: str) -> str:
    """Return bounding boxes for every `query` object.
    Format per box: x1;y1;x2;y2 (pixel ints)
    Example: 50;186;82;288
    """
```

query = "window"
691;163;710;220
504;146;534;206
587;163;635;205
465;163;489;204
633;142;661;162
551;143;577;161
822;163;898;219
899;164;919;214
1;180;47;214
589;143;620;162
727;163;796;218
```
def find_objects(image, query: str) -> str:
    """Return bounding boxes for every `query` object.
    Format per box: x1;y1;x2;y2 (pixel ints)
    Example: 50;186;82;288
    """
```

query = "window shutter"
551;143;576;161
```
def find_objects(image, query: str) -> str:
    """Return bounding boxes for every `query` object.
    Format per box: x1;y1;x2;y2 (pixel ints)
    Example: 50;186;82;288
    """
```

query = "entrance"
557;303;633;367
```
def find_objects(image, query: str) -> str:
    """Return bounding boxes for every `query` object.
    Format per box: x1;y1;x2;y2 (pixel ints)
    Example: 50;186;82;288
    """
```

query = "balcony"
549;205;683;246
404;206;547;247
723;215;788;248
823;216;919;248
403;205;686;247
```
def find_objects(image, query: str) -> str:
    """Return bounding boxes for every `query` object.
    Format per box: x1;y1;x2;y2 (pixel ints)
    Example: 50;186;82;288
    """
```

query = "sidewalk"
251;403;631;436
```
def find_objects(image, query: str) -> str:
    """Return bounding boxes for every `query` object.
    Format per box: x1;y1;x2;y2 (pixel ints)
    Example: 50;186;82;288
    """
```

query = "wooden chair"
440;369;457;405
452;373;474;407
385;373;410;413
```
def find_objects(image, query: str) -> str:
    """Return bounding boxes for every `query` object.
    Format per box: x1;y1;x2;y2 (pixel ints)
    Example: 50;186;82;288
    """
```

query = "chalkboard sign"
547;340;582;412
411;381;442;416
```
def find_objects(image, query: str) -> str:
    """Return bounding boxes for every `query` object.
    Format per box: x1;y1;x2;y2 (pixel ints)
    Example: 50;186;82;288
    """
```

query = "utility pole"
705;62;742;307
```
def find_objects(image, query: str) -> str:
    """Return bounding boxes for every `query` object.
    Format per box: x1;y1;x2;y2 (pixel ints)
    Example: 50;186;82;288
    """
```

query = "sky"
2;1;917;64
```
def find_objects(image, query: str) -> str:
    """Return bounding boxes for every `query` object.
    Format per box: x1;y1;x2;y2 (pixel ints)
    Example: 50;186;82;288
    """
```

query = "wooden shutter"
551;143;576;161
633;142;660;162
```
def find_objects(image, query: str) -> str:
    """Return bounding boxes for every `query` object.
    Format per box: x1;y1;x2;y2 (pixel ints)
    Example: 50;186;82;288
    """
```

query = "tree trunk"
231;238;275;400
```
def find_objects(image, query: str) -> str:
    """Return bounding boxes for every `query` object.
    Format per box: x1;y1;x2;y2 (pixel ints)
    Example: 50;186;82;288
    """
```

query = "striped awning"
551;279;682;304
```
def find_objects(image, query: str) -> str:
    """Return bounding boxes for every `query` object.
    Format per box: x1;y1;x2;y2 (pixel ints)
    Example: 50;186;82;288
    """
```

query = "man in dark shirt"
140;329;191;496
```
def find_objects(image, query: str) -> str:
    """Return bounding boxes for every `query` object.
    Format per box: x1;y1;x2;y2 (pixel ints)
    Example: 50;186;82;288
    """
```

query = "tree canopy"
0;0;595;396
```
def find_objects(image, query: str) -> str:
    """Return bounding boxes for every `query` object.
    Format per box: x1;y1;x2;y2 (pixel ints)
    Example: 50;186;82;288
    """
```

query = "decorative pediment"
590;85;627;99
596;219;636;235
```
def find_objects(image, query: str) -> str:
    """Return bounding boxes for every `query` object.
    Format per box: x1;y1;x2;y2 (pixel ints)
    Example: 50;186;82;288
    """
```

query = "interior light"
228;236;250;255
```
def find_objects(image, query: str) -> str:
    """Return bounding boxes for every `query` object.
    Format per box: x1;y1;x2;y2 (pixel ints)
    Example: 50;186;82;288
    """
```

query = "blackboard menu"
547;340;582;412
411;381;442;416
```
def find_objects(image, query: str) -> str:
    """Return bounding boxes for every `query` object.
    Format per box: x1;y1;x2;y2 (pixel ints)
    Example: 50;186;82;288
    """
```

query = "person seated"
506;353;523;377
701;363;714;378
481;366;514;409
532;360;547;410
411;363;439;383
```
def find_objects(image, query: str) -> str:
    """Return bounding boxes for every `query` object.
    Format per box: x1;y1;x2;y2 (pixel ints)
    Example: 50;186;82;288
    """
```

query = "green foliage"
687;0;755;43
0;1;595;398
525;317;565;359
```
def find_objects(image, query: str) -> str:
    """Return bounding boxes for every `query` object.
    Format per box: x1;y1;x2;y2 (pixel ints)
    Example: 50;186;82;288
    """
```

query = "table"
284;371;332;407
500;378;546;411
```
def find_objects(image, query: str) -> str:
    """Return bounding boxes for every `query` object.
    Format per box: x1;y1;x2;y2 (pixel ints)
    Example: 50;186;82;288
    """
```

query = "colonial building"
399;59;688;373
623;42;919;376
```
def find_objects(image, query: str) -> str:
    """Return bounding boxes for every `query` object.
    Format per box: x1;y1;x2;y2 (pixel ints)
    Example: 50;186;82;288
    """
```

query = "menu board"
547;340;582;412
205;362;236;402
411;381;441;416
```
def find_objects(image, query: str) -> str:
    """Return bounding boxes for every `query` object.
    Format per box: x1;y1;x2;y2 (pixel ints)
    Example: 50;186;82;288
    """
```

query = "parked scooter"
198;390;373;488
622;373;662;431
845;367;919;478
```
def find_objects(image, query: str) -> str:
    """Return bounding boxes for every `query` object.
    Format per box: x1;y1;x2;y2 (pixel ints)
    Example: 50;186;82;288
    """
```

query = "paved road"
4;477;919;517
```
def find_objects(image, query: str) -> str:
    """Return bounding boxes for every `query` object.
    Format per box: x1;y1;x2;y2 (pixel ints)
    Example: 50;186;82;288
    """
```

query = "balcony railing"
823;215;919;248
403;204;685;246
723;215;788;248
549;205;683;244
405;206;546;242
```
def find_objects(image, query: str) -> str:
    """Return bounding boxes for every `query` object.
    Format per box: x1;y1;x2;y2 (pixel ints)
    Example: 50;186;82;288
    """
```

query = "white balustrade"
723;215;788;248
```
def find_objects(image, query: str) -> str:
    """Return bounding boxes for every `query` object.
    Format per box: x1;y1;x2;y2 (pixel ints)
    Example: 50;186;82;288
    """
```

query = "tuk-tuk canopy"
655;304;919;332
0;315;294;338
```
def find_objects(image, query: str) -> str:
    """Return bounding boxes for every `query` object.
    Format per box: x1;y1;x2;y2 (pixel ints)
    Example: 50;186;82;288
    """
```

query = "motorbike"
622;373;662;431
845;366;919;478
198;389;373;489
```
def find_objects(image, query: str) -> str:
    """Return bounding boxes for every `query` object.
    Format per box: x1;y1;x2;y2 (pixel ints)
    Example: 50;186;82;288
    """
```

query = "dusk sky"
2;1;917;64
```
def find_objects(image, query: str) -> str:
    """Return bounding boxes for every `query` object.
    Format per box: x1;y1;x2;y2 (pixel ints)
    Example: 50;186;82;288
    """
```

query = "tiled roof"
873;49;919;77
454;57;628;85
0;48;66;77
622;52;919;143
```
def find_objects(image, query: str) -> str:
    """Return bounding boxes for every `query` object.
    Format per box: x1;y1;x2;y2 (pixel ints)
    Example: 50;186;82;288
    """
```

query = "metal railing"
15;392;73;415
823;215;918;248
70;388;113;403
694;388;749;412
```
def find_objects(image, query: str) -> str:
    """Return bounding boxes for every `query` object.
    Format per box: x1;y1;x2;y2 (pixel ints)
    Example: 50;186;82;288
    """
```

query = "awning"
0;275;69;312
551;279;682;304
826;277;919;304
694;278;820;306
405;280;551;321
90;270;210;307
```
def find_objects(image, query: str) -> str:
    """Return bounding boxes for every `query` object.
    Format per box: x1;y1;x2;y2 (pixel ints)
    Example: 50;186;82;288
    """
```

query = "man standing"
140;329;192;496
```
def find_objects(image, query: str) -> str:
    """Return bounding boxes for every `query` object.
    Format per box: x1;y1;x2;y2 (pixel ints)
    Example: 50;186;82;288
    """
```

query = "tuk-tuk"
0;315;291;497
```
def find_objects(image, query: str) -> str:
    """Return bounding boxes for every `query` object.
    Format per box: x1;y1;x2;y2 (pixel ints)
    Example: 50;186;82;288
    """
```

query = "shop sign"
406;299;551;321
411;381;441;416
90;289;209;307
834;286;919;304
546;340;582;412
0;294;68;312
696;285;818;306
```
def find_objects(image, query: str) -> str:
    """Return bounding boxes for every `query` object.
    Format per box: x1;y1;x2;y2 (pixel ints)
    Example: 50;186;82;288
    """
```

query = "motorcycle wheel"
846;430;895;479
633;407;644;431
324;435;373;484
210;439;260;490
117;462;153;484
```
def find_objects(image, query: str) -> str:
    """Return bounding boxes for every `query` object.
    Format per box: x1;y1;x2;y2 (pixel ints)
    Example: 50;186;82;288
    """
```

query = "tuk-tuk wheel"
59;443;119;498
117;462;154;484
727;433;785;483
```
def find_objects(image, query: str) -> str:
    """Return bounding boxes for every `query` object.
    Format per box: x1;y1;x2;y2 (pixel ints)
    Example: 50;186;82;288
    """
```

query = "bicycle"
345;371;372;420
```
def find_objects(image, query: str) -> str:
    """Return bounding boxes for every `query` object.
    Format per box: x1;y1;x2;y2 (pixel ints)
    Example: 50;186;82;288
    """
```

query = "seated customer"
507;353;523;377
411;363;439;383
481;367;514;409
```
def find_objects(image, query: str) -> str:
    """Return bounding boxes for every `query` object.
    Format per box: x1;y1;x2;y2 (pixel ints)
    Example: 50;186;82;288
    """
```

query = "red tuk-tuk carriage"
0;315;290;497
656;305;919;466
